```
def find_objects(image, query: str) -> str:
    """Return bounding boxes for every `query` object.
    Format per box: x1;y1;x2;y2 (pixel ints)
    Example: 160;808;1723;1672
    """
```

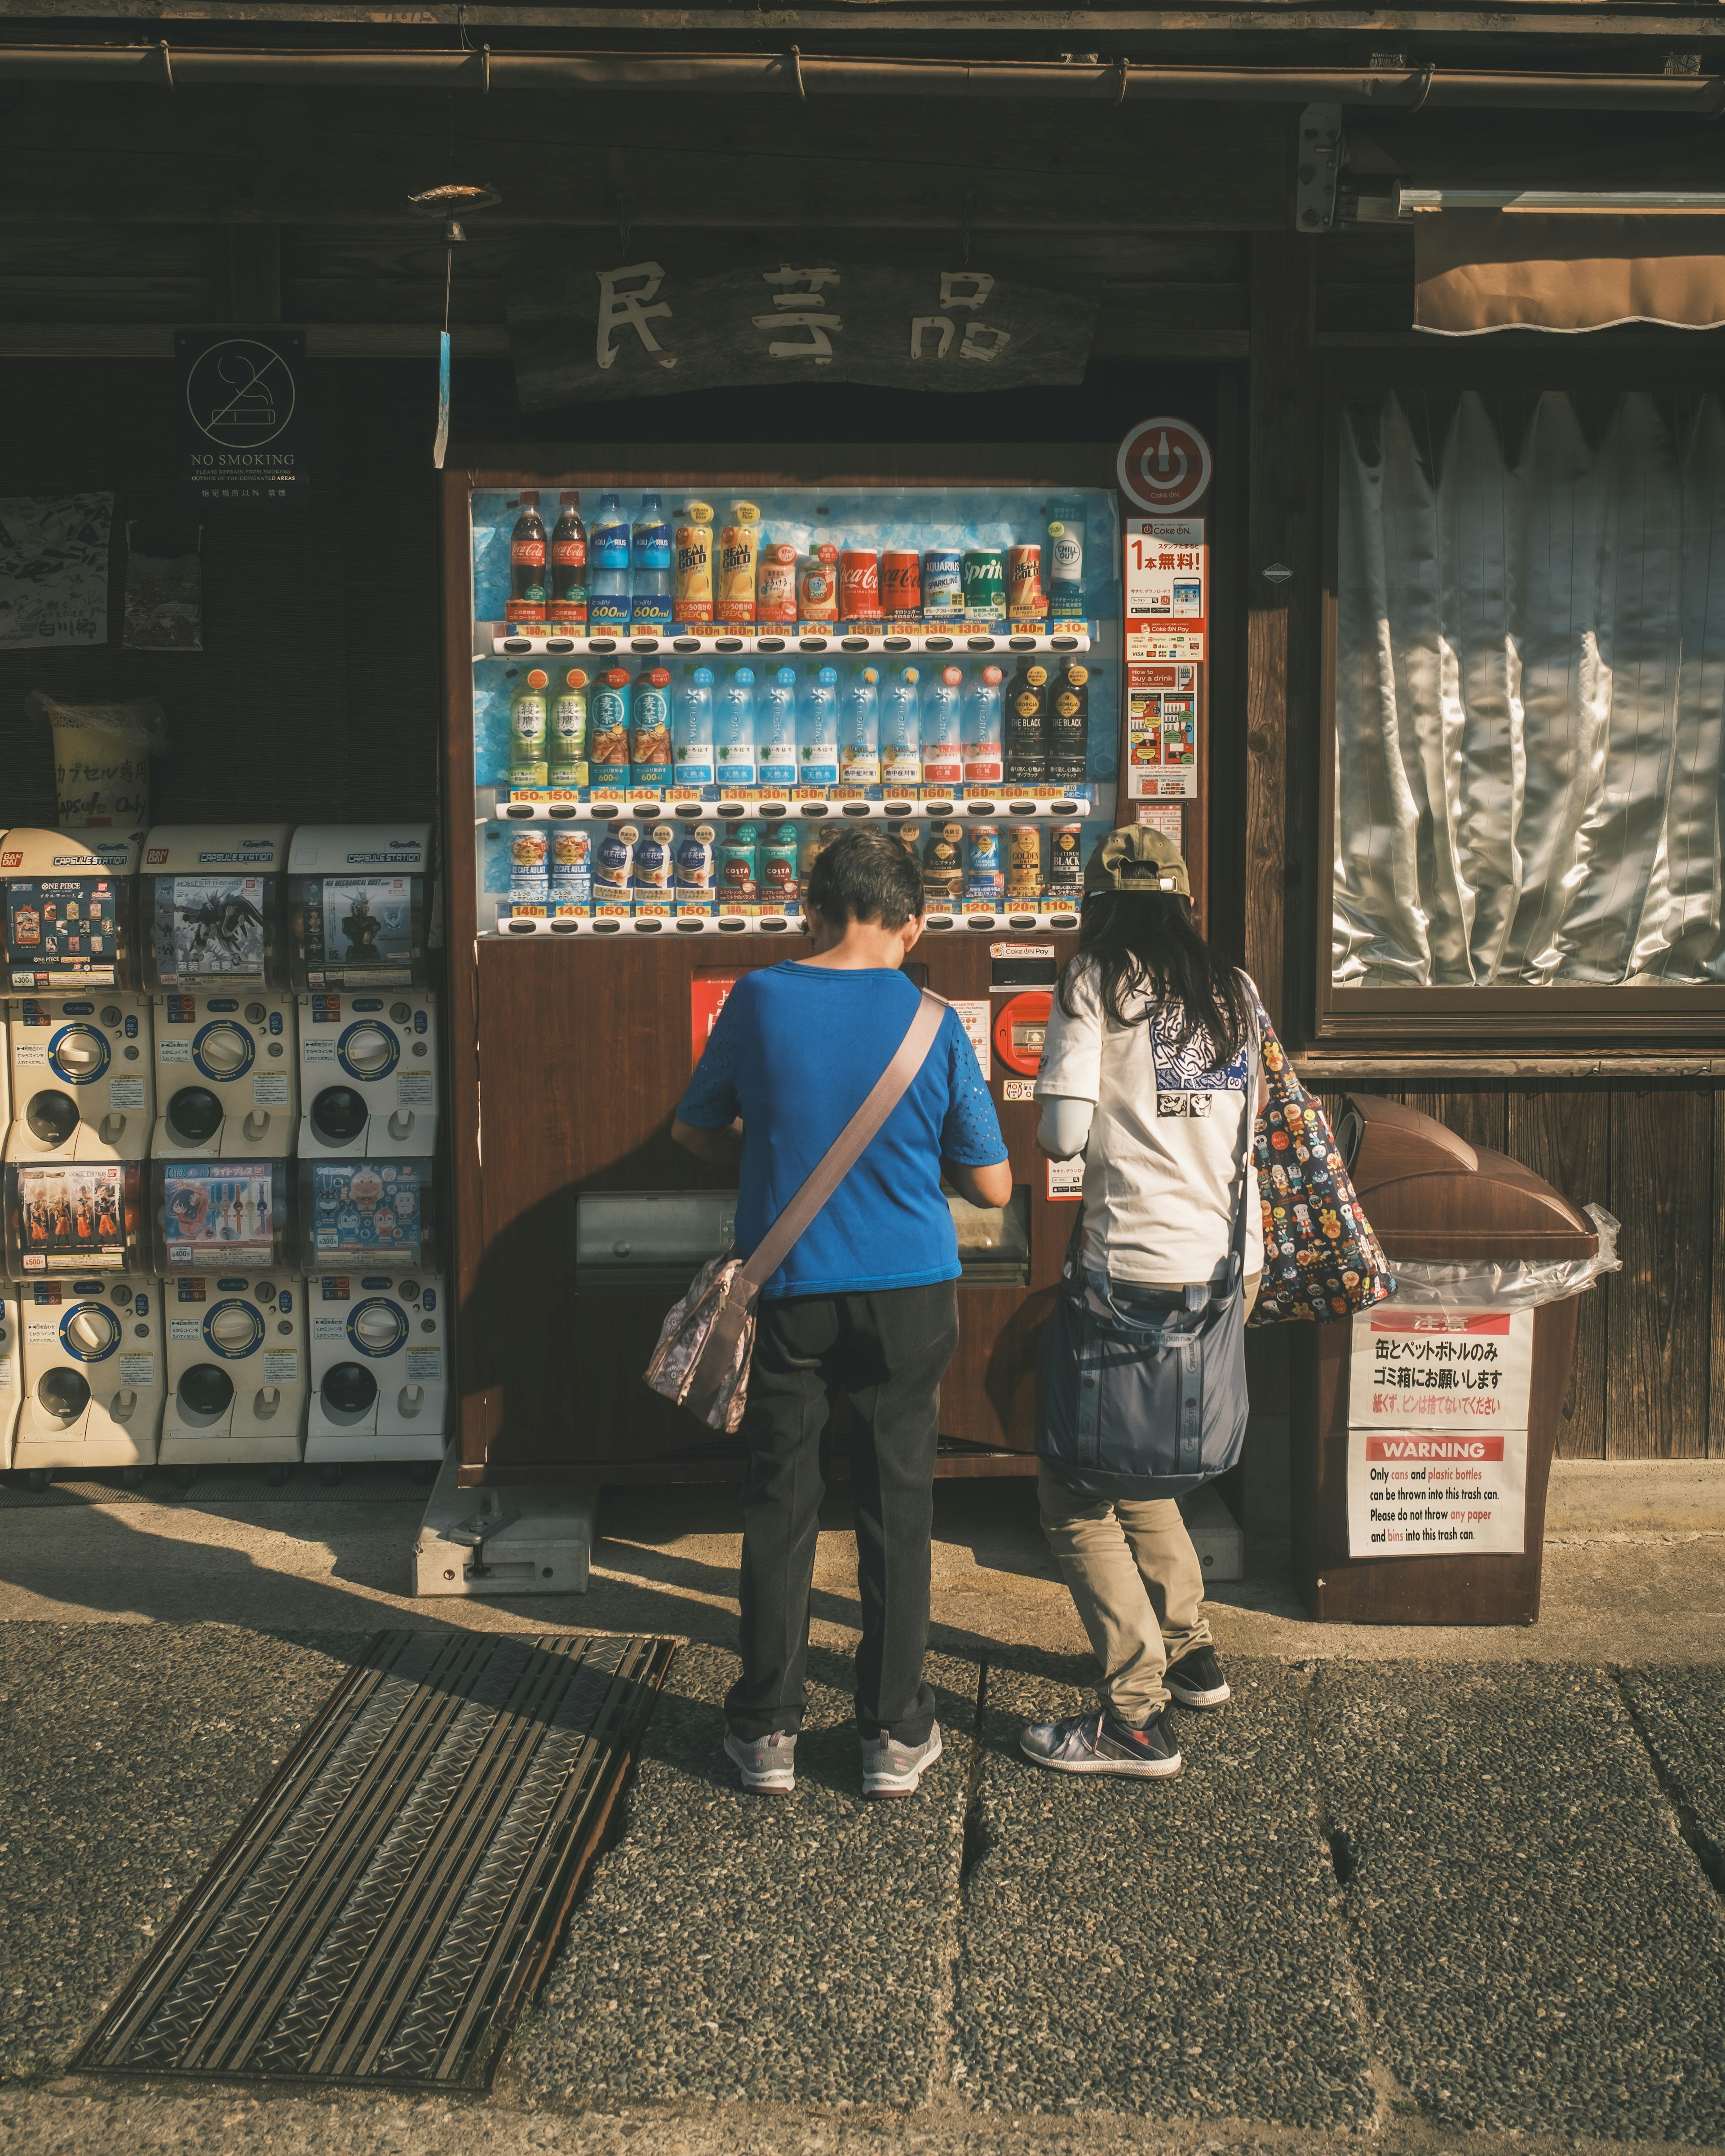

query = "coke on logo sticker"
840;550;881;620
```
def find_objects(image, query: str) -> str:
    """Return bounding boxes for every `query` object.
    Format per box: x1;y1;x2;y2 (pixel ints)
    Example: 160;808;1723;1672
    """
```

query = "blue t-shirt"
674;963;1008;1300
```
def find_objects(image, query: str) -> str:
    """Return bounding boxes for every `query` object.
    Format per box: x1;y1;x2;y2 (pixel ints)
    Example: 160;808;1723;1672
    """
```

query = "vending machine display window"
299;1158;435;1273
142;825;290;993
4;1161;146;1276
1;830;139;990
286;826;433;993
153;1160;293;1272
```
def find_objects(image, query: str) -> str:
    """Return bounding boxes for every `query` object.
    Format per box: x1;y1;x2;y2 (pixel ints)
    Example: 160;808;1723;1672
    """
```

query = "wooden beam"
0;322;513;354
1244;228;1315;1039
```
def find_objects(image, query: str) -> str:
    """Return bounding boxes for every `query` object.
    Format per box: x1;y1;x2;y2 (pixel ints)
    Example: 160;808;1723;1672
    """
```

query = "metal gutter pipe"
0;44;1722;109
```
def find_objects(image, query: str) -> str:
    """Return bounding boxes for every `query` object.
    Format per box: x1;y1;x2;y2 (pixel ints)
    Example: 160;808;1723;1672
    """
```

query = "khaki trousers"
1036;1271;1256;1724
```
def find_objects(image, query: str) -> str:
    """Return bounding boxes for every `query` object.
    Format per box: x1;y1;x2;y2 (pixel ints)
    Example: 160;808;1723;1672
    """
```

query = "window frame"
1315;355;1725;1051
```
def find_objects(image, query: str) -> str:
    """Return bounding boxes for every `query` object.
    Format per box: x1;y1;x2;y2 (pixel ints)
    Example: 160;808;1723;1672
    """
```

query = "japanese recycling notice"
1345;1308;1535;1559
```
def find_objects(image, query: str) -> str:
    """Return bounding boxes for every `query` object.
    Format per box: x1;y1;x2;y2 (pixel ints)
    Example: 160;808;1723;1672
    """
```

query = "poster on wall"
0;494;113;649
1346;1427;1529;1557
1124;519;1205;802
175;331;308;505
508;259;1098;408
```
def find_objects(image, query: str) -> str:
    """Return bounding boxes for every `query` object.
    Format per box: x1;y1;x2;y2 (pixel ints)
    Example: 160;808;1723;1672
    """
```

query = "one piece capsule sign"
174;331;309;505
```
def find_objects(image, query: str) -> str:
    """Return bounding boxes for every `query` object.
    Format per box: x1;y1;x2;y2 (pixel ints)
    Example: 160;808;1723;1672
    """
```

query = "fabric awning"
1414;211;1725;334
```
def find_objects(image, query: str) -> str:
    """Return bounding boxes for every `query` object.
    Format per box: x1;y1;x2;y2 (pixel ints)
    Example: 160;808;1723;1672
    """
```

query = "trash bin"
1290;1095;1617;1626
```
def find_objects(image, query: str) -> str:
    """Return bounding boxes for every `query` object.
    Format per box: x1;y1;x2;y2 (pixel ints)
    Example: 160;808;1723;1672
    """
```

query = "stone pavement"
0;1476;1722;2154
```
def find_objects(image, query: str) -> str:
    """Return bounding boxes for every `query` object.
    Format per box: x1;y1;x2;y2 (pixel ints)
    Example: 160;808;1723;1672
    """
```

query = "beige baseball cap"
1083;825;1191;898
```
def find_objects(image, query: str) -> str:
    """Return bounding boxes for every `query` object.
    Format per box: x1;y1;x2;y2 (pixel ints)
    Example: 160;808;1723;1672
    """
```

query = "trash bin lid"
1339;1094;1597;1261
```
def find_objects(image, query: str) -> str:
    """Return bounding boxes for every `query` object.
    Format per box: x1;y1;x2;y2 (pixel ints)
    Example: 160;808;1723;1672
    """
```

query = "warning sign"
1347;1307;1534;1433
1347;1428;1528;1558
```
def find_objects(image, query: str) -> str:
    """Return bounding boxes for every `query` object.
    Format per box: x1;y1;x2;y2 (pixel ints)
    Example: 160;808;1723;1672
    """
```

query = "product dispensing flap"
4;1159;146;1279
299;1157;435;1274
0;826;142;992
285;824;434;991
142;823;292;992
153;1159;294;1274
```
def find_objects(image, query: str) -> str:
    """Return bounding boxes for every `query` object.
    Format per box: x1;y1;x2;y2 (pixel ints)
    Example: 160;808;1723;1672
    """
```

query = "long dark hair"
1058;890;1247;1069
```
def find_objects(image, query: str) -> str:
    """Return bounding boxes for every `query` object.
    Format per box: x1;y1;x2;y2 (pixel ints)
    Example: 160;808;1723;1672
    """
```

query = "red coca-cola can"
840;549;882;621
881;549;921;616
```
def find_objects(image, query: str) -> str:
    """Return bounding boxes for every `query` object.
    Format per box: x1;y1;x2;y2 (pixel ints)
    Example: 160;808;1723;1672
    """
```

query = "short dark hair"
806;827;924;932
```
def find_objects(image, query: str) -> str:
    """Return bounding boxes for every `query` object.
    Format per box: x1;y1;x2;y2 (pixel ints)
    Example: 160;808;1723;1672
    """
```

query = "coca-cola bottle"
548;490;587;627
507;490;548;624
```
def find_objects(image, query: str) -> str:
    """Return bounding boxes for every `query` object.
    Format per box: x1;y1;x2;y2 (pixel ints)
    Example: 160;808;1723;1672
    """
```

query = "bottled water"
716;666;757;791
963;663;1004;791
631;492;672;634
798;664;840;790
840;665;880;788
880;666;921;793
674;665;715;791
757;664;799;794
920;664;964;791
590;490;631;635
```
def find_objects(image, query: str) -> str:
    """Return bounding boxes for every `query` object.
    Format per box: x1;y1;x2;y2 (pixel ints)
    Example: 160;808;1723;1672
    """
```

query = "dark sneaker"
862;1722;943;1797
1164;1644;1231;1710
723;1727;796;1794
1019;1707;1183;1779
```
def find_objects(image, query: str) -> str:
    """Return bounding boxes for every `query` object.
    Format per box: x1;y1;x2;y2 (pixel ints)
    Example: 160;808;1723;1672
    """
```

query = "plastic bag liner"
27;688;168;831
1382;1204;1622;1313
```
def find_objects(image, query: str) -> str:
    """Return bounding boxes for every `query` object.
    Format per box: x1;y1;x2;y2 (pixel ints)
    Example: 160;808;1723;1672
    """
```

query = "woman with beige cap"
1021;826;1265;1781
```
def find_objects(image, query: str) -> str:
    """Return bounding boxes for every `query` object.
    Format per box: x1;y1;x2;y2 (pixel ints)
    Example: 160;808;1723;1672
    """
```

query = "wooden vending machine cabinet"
441;450;1205;1489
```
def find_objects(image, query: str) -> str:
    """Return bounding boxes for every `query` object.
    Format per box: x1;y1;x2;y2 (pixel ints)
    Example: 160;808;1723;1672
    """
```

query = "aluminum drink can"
757;542;798;624
881;550;921;617
551;831;590;872
966;824;1004;904
1048;823;1084;898
511;830;548;873
798;543;839;624
922;822;965;906
961;549;1005;621
840;550;882;622
922;549;963;618
1007;544;1047;619
1008;824;1043;897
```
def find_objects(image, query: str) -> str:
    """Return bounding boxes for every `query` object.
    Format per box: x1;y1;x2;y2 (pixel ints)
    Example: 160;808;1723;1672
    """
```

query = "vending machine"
2;829;153;1162
300;1156;445;1478
441;449;1217;1487
286;825;439;1159
142;823;297;1158
0;1281;19;1470
2;1158;161;1484
153;1158;304;1477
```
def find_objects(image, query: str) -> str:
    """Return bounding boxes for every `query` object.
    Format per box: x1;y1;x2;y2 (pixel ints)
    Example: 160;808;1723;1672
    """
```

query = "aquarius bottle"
674;666;716;791
631;494;673;635
840;666;880;788
920;664;964;792
589;491;631;634
798;664;840;790
757;665;800;794
880;666;921;794
962;663;1004;791
716;667;758;791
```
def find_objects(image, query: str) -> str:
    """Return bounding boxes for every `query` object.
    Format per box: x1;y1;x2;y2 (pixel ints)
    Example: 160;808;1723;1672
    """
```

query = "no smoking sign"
1117;416;1212;514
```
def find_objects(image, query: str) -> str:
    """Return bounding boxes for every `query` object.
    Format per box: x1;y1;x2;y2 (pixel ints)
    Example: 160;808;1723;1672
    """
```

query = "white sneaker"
724;1727;796;1794
862;1722;943;1797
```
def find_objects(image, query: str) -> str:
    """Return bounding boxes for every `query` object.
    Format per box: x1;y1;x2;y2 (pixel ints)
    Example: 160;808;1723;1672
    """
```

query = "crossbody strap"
736;986;949;1291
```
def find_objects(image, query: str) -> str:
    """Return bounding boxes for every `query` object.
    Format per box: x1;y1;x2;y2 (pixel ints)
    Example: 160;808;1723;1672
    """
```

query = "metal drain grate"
74;1629;677;2091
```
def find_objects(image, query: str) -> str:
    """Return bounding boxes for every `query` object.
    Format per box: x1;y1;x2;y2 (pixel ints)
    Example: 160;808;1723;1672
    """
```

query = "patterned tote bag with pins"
1247;997;1395;1325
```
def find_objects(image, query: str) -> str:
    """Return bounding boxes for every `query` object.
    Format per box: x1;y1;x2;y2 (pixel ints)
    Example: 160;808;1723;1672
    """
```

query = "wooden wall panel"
1505;1085;1610;1458
1606;1084;1714;1460
1398;1087;1506;1157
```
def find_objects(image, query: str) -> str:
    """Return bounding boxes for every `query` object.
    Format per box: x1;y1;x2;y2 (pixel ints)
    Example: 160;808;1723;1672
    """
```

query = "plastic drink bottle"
920;664;964;791
589;491;631;634
1048;661;1091;789
632;824;674;910
506;491;547;623
757;665;799;793
716;667;758;791
840;666;880;787
717;503;760;624
963;663;1005;791
798;664;840;790
631;494;673;634
674;666;716;790
1004;659;1050;790
759;827;801;912
549;668;589;787
590;667;632;778
880;667;921;793
630;666;675;788
676;823;718;909
675;503;714;627
548;491;587;626
719;824;760;909
508;667;550;786
595;822;636;908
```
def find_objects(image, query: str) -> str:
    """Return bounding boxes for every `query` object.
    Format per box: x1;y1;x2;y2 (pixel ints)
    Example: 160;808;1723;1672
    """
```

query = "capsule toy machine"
3;1157;160;1484
286;824;438;1160
299;1156;445;1480
2;828;152;1163
142;823;297;1159
153;1158;303;1478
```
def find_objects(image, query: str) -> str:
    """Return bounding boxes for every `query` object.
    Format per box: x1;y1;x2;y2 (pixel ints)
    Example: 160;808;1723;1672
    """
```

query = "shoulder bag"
645;986;949;1433
1034;1001;1259;1501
